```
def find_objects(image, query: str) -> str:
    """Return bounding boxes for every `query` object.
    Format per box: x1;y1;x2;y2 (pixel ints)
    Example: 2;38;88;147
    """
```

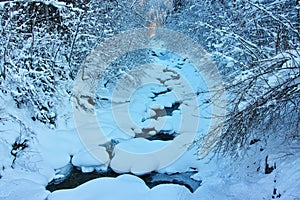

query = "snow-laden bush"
165;0;300;155
0;0;143;127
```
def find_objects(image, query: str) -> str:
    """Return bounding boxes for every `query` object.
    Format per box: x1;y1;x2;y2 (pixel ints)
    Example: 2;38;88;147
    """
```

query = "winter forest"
0;0;299;199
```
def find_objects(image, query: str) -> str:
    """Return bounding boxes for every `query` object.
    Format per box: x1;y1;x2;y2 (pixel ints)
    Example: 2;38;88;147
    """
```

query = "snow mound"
47;175;149;200
71;147;110;172
47;174;192;200
110;138;170;175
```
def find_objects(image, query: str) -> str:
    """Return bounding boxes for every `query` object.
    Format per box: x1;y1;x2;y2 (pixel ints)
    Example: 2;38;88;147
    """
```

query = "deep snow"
1;47;300;200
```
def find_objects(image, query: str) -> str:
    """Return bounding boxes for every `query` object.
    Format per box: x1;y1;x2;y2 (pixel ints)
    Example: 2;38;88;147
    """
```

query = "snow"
34;129;83;170
44;1;67;9
1;168;50;186
0;142;14;171
0;179;50;200
113;138;169;153
71;147;109;171
48;174;193;200
110;138;170;174
0;13;299;200
104;49;206;175
47;175;149;200
0;75;299;199
45;143;300;199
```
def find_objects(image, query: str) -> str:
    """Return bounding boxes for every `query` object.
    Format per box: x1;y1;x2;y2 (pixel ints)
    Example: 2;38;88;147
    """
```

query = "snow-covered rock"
110;138;170;175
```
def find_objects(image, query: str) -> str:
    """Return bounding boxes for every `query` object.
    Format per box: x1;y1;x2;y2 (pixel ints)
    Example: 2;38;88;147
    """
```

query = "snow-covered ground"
0;46;299;200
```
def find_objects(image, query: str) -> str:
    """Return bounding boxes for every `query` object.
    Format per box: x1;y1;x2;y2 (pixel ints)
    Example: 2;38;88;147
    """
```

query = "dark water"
46;167;119;192
46;166;201;193
140;171;202;192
